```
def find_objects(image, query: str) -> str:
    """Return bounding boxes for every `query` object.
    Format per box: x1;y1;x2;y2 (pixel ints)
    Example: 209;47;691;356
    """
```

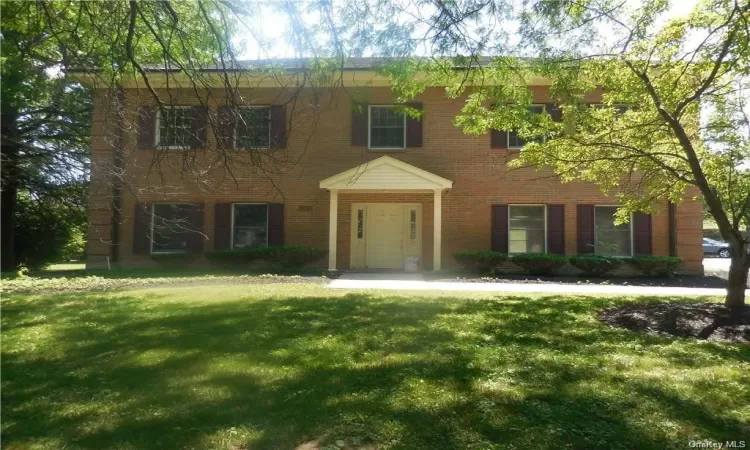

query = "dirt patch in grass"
599;302;750;343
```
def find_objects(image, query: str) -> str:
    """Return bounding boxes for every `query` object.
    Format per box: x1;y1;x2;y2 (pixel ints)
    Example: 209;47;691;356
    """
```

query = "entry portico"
319;156;453;271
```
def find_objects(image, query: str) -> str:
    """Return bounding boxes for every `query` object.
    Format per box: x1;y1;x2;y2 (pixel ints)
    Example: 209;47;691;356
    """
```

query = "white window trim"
234;106;272;150
150;203;188;255
155;106;192;150
508;204;547;254
230;203;270;250
507;104;546;150
593;205;634;257
368;105;407;151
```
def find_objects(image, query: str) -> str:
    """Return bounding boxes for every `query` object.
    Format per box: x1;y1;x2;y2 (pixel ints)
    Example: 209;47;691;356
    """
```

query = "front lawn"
2;283;749;449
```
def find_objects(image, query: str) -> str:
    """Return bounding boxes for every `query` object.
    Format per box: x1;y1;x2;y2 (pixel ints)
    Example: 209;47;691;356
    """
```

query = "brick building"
80;61;704;273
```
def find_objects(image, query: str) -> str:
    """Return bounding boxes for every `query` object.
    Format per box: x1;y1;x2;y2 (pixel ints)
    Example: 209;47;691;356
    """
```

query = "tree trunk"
1;107;19;272
0;181;17;272
725;245;749;309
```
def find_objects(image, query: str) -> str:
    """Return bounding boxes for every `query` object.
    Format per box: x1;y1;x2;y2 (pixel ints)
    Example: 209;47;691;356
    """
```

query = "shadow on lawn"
2;293;748;449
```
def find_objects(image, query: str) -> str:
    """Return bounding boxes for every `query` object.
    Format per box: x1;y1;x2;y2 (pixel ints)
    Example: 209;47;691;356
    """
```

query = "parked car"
703;238;731;258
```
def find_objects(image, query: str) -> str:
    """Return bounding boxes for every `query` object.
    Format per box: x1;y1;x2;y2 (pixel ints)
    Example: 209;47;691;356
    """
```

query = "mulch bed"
426;273;737;288
599;302;750;343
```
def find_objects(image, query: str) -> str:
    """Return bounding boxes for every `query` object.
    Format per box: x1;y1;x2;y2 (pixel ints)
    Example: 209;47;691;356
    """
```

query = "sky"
233;0;701;60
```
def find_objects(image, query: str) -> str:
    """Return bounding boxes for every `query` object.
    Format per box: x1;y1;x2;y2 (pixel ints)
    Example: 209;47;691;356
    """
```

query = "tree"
0;0;346;271
14;188;87;270
1;7;92;271
365;0;750;308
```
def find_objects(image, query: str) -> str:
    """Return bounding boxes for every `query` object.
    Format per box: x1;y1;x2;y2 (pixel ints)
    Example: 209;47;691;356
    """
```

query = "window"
157;107;191;149
508;105;545;149
369;106;406;149
509;205;546;253
232;204;268;249
594;206;632;256
409;209;417;240
236;107;271;149
151;204;191;253
357;209;364;239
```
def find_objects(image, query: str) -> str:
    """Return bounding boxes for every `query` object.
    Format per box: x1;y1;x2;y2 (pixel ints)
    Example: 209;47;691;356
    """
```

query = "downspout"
668;201;677;257
110;86;126;263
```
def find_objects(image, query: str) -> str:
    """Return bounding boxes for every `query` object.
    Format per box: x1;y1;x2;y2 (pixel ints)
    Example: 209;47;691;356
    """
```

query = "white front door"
366;204;404;269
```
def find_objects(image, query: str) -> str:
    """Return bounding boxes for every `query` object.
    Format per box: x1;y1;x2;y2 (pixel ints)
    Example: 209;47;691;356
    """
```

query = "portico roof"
319;155;453;191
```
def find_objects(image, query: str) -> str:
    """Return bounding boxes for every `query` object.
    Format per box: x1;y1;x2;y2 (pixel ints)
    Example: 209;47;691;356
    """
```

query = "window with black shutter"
235;107;271;149
156;107;192;149
151;204;202;253
508;205;546;253
369;105;406;149
232;204;269;249
594;206;633;257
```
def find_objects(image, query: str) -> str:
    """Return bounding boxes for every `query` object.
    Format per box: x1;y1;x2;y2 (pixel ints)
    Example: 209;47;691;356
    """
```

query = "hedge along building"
77;58;704;272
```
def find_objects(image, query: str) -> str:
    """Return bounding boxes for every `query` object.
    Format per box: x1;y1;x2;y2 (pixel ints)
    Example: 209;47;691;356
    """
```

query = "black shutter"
217;105;234;150
267;203;284;246
491;204;509;253
137;106;155;148
214;203;232;250
633;212;652;255
185;203;205;252
270;105;287;149
577;204;595;254
668;202;677;256
190;107;208;149
490;129;507;149
132;202;152;254
352;103;368;146
547;204;565;255
405;102;423;147
546;103;563;122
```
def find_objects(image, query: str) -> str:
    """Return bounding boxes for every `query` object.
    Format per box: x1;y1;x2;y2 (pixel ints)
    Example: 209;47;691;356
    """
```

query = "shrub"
452;250;508;273
257;246;327;270
205;248;262;266
511;253;568;275
626;255;682;277
569;255;623;277
150;252;199;266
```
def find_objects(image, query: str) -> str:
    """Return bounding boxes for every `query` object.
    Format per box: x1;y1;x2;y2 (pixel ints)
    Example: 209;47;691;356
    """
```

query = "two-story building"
81;59;704;273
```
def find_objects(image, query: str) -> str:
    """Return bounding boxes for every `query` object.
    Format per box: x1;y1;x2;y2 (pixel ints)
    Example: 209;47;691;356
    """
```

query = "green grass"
2;283;749;450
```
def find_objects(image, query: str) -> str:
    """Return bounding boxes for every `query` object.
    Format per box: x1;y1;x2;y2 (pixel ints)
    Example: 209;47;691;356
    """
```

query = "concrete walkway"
328;273;747;297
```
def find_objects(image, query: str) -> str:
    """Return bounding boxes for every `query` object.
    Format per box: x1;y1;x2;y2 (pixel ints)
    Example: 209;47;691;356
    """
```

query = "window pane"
357;209;364;239
595;206;631;256
152;204;190;252
509;205;545;253
233;204;268;249
410;209;417;240
236;107;270;149
158;108;191;148
508;131;527;149
370;107;405;148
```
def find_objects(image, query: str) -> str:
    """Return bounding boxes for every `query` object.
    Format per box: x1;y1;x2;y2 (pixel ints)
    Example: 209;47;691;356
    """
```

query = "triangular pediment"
319;156;453;190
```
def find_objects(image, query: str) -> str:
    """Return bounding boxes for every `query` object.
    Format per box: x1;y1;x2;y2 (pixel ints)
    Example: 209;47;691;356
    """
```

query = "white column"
328;189;339;271
433;189;442;271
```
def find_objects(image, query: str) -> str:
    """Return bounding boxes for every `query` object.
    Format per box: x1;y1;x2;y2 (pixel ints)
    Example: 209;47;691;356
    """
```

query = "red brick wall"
86;85;704;273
